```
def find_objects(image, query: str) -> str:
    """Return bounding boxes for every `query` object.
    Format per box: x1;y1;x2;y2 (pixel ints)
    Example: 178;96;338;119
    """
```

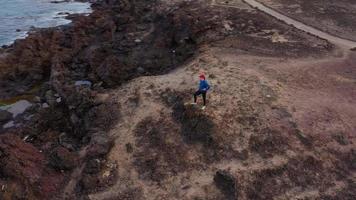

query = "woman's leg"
194;90;201;103
202;91;207;106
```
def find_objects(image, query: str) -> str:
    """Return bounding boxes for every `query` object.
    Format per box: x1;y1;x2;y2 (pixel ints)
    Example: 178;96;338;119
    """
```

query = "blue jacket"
199;80;210;91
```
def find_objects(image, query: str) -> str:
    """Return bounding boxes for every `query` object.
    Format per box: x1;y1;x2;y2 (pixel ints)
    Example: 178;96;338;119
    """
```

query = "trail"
212;0;356;49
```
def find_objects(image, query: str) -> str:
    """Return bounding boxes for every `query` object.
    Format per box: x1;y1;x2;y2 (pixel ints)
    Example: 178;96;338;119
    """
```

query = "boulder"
87;131;114;158
45;90;57;106
6;100;32;117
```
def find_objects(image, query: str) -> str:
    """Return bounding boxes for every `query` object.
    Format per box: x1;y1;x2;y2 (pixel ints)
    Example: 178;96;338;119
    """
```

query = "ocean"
0;0;91;46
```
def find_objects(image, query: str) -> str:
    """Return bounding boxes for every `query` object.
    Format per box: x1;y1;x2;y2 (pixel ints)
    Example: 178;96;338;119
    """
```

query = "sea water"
0;0;91;46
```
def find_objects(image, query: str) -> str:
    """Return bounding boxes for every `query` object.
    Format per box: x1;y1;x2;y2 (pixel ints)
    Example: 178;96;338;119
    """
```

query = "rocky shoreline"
0;0;333;199
0;0;92;48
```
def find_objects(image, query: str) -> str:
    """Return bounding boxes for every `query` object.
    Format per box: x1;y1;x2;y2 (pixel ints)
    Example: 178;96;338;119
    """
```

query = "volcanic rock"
0;134;64;199
0;109;12;123
49;146;79;170
87;131;113;158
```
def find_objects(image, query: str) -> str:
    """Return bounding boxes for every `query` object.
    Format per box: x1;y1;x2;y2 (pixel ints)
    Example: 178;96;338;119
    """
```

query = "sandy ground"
85;41;355;200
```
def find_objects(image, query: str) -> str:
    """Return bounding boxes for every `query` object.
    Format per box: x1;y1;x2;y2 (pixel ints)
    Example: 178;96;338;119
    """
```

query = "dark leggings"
194;90;207;106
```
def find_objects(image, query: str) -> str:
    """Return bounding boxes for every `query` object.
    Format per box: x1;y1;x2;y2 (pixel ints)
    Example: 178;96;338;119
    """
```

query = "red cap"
199;74;206;80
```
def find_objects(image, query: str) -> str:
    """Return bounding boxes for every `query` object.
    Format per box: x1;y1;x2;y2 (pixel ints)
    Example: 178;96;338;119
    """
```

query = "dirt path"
212;0;356;49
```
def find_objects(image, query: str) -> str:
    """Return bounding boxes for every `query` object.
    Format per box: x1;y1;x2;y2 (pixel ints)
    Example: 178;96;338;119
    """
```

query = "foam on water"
0;0;91;46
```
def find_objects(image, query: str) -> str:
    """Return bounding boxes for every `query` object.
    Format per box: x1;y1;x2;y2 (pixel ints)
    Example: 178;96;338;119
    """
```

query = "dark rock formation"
0;110;12;123
87;131;114;159
49;146;79;170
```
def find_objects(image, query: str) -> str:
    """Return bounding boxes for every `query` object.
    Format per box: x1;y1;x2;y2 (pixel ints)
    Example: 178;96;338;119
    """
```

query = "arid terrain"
256;0;356;41
0;0;355;200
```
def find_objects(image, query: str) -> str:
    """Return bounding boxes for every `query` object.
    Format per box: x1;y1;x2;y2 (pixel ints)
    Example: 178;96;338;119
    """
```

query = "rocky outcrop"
0;134;64;200
0;110;12;123
49;147;79;170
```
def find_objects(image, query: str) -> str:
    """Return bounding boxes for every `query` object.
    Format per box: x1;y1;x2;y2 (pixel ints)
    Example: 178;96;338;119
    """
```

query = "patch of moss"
0;95;35;106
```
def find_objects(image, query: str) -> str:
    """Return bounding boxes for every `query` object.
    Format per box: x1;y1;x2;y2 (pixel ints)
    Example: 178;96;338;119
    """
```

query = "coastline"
0;0;92;48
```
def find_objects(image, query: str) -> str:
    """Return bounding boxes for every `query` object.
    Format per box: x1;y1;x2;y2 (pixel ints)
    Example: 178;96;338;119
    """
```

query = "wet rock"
0;109;12;123
3;121;15;129
49;147;79;170
214;170;238;200
75;80;92;87
87;131;113;158
6;100;32;117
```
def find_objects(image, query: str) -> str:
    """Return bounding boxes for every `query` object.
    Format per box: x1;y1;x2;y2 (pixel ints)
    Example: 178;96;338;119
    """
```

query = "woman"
192;74;210;110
